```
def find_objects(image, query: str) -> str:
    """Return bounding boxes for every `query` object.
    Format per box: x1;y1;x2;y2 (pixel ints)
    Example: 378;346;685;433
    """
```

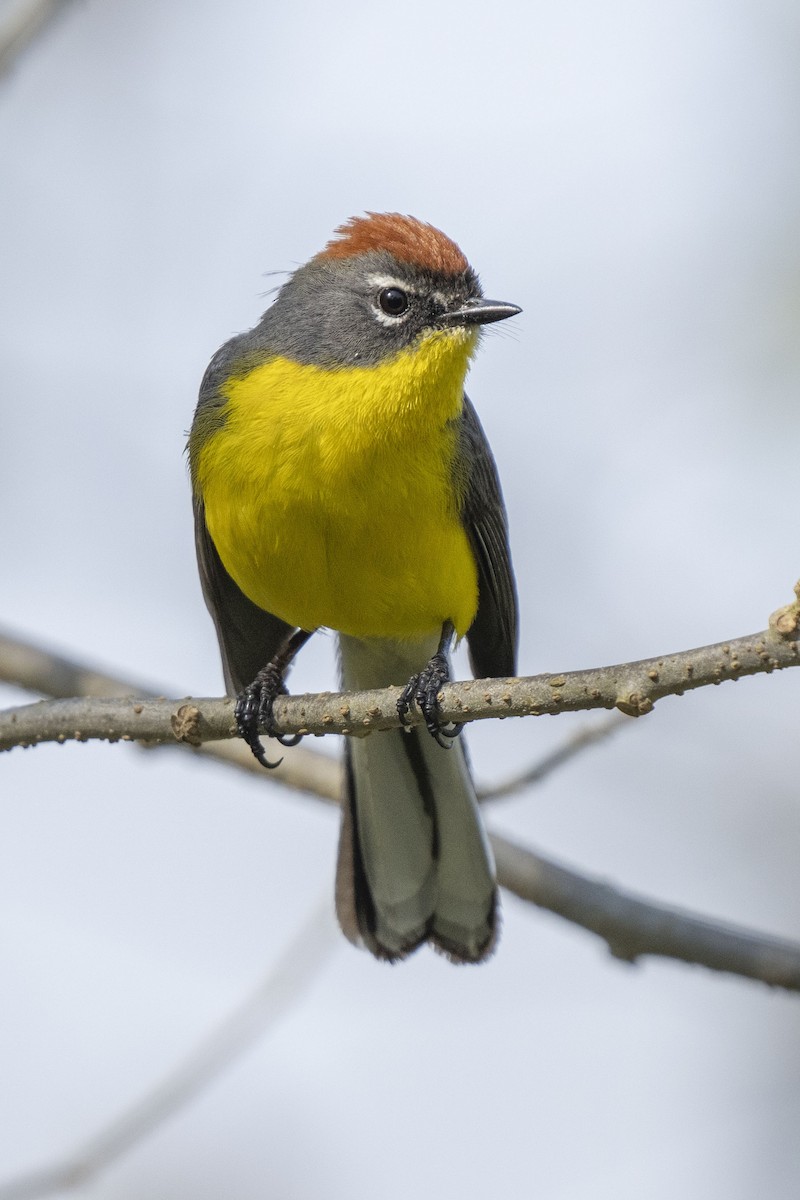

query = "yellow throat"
194;327;480;640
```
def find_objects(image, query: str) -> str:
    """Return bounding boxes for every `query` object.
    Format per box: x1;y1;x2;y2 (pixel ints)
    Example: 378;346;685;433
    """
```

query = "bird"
188;212;520;964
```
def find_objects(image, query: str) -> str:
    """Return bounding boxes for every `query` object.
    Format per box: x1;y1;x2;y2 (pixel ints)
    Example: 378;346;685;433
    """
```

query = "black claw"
235;663;302;770
397;650;463;748
396;678;416;728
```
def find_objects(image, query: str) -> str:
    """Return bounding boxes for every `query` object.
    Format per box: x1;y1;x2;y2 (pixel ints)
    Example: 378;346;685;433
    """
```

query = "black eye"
378;287;409;316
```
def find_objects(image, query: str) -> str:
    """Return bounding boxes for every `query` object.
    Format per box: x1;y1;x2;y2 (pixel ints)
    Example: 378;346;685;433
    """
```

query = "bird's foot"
235;663;303;770
397;649;463;748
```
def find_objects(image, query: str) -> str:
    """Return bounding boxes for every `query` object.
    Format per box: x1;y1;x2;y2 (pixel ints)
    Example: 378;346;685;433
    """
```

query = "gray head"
191;214;520;485
249;213;521;369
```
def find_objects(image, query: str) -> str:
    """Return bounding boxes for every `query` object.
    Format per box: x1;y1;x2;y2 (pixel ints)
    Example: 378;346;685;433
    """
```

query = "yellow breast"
194;329;480;640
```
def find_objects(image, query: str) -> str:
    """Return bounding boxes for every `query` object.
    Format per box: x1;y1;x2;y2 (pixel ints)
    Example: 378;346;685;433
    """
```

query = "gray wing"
193;497;293;695
457;396;518;679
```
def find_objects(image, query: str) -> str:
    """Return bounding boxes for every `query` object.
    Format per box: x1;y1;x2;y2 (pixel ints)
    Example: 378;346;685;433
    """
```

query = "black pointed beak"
438;297;522;327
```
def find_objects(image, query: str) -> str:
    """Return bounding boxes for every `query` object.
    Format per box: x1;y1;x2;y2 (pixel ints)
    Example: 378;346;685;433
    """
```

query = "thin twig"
0;897;338;1200
479;713;628;802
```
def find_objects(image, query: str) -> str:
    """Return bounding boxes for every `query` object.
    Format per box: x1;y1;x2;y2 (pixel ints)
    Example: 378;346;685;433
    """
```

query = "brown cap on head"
316;212;470;276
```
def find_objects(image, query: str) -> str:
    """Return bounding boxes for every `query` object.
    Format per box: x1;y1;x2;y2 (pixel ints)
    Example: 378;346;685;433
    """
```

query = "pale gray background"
1;0;799;1196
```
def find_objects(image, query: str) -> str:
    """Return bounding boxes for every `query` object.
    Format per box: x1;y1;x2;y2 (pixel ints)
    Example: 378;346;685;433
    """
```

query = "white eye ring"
368;274;414;326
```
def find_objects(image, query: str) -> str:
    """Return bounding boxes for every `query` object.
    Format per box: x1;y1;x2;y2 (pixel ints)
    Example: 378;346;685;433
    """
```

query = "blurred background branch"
0;898;339;1200
0;0;77;79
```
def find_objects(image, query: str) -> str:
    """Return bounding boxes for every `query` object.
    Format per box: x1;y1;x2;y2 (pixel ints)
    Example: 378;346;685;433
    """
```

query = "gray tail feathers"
335;635;498;964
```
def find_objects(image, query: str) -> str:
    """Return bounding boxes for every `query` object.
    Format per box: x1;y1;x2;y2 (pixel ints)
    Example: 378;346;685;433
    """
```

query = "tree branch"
0;628;342;801
2;623;800;990
2;615;799;754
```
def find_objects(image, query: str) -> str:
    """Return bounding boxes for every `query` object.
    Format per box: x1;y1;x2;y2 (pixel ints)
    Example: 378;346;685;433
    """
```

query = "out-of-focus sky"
1;0;799;1195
